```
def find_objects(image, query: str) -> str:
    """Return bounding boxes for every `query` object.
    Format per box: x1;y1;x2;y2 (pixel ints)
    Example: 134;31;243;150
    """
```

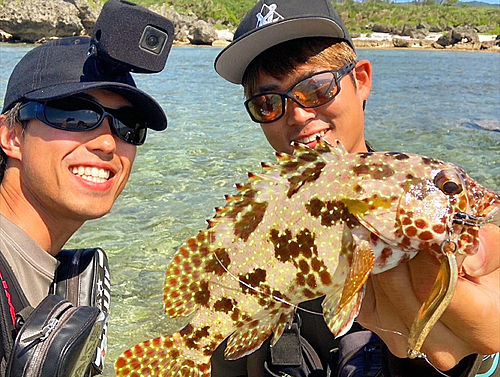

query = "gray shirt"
0;214;58;306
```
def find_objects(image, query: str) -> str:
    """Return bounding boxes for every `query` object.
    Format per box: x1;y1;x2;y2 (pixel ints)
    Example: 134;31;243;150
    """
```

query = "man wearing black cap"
0;35;167;370
213;0;500;376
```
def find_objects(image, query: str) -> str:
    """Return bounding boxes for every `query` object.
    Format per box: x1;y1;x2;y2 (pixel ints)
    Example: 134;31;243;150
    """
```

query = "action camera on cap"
85;0;175;76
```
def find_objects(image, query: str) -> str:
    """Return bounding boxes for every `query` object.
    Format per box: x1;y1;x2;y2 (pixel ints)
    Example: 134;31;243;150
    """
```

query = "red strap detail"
0;270;17;326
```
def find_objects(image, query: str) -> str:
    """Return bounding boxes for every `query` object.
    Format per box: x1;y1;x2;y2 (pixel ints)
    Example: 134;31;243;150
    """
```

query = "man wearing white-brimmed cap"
213;1;500;376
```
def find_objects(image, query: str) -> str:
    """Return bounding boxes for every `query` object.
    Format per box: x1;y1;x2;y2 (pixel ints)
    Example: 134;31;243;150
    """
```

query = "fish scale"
115;139;499;377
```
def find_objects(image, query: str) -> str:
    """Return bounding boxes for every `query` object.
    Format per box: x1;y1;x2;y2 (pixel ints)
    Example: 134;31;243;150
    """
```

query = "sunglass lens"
111;107;147;145
248;94;283;123
44;97;101;130
292;72;337;107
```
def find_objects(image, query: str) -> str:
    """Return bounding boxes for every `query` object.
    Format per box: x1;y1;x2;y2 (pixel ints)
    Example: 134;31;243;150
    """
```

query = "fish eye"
434;170;463;196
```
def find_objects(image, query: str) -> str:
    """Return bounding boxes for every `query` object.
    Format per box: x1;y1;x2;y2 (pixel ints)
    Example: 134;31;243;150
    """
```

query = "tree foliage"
125;0;500;34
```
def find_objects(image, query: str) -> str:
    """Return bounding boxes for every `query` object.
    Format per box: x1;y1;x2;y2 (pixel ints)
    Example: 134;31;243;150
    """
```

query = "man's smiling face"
255;60;372;155
18;89;137;223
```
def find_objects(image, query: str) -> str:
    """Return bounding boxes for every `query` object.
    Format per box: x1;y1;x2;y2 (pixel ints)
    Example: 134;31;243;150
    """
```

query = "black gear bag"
0;248;110;376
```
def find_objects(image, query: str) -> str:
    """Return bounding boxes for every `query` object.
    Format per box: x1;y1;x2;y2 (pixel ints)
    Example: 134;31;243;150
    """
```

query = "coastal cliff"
0;0;499;51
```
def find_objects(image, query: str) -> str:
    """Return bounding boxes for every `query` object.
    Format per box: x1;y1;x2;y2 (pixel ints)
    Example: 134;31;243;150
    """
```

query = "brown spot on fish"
214;298;235;313
402;217;412;226
239;268;267;294
302;288;316;299
298;151;319;162
415;219;428;229
186;238;197;252
180;324;194;336
270;229;317;262
378;247;393;267
311;257;322;272
194;280;210;306
406;226;417;237
353;164;370;175
234;201;268;241
422;157;440;166
281;160;300;173
205;248;231;276
358;152;374;158
319;271;332;286
306;199;354;227
230;308;240;321
353;184;364;193
298;260;310;274
418;231;433;241
305;197;323;217
372;164;395;180
287;161;326;198
432;224;446;234
306;274;317;288
296;273;306;286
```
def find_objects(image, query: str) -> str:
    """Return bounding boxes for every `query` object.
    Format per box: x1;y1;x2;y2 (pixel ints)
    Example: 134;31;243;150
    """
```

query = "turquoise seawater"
1;44;499;375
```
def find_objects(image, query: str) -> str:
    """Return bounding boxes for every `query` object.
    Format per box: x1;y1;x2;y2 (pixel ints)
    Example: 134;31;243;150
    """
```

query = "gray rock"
0;0;84;42
436;33;453;47
392;25;404;36
393;37;412;48
401;24;417;37
450;26;479;44
429;24;442;33
189;19;217;45
64;0;101;34
148;4;199;43
371;23;393;33
409;29;428;39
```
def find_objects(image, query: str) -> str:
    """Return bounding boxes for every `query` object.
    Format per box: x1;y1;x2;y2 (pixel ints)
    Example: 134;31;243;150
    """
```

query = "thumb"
463;223;500;277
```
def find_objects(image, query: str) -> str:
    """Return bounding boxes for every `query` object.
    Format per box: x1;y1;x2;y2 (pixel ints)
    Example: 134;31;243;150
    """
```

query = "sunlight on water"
1;44;498;375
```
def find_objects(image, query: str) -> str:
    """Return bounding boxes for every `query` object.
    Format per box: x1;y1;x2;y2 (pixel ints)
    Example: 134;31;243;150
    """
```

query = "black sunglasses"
18;95;148;145
244;61;357;124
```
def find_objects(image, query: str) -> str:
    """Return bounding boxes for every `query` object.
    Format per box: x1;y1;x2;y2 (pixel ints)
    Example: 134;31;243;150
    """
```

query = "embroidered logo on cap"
255;4;284;28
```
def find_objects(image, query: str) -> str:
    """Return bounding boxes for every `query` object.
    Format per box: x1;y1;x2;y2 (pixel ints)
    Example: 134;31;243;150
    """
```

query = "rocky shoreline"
0;0;499;52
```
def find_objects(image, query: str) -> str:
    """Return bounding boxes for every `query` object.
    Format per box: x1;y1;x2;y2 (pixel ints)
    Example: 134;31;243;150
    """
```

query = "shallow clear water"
1;44;499;375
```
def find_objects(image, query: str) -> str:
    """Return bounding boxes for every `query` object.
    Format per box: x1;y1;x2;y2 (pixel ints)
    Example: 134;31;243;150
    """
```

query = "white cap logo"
255;4;284;28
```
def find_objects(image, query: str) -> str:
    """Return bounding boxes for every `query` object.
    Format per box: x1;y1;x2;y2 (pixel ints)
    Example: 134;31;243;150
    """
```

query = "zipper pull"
22;318;59;343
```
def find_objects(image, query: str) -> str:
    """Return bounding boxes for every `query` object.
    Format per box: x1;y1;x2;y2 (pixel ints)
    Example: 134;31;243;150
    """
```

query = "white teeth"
71;166;110;183
295;130;327;144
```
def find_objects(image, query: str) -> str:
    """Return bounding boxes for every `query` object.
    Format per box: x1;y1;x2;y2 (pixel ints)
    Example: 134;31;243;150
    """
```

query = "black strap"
0;252;30;371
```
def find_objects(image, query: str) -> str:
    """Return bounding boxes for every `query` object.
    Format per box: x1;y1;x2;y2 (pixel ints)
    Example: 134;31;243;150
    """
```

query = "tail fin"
115;332;212;377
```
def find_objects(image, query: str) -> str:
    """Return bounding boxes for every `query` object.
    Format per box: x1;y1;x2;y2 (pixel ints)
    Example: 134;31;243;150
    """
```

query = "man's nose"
85;116;118;154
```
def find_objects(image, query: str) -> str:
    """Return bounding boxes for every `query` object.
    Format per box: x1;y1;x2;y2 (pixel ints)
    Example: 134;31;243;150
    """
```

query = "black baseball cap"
2;36;167;131
215;0;354;85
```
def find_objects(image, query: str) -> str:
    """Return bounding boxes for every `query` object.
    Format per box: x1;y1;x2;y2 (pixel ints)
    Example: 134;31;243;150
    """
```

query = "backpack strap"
264;313;326;377
0;252;30;372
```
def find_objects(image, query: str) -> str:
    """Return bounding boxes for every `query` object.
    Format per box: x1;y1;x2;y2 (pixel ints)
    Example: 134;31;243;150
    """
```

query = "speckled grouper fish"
115;139;499;377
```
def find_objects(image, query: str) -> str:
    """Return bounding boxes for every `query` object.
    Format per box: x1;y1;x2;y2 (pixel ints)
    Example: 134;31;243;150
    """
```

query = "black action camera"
85;0;175;77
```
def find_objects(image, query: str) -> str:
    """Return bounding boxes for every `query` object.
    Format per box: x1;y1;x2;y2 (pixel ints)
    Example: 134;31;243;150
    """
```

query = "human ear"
0;115;24;161
354;59;372;103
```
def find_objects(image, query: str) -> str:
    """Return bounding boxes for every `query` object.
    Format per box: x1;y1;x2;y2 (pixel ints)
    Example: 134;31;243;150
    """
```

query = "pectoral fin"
323;232;375;337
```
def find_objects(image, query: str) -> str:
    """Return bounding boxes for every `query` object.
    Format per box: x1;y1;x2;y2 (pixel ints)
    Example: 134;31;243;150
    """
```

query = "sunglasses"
244;61;357;124
18;95;148;145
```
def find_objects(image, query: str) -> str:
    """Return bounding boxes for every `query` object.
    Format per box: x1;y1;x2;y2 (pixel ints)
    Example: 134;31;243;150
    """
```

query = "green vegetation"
334;1;500;34
123;0;500;34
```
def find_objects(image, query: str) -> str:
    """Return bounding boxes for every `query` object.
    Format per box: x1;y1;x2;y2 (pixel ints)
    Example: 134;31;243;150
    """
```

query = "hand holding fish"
115;139;499;377
358;222;500;371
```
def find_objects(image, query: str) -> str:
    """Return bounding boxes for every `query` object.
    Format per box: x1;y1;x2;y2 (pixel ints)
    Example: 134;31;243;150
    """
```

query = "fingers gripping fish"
115;138;499;377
